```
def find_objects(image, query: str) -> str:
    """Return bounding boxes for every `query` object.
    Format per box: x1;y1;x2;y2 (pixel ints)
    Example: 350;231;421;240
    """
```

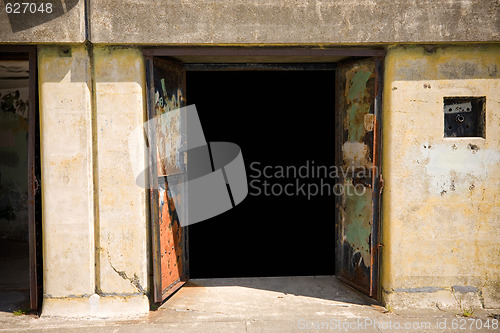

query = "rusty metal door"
146;57;189;302
335;57;383;299
28;47;42;310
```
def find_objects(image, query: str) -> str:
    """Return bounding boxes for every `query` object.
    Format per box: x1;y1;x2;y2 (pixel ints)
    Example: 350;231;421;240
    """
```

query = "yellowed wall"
381;45;500;310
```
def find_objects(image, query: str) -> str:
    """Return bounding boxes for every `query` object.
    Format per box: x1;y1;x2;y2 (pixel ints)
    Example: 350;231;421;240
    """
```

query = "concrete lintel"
89;0;500;44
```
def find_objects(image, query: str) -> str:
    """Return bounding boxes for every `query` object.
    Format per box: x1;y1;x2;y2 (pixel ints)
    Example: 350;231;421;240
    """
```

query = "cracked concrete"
107;256;146;295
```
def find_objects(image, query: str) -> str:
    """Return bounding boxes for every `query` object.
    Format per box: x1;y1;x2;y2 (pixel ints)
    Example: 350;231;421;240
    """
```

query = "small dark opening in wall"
444;96;485;138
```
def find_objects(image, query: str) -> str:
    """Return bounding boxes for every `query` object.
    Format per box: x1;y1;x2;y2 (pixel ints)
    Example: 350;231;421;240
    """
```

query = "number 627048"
5;2;53;14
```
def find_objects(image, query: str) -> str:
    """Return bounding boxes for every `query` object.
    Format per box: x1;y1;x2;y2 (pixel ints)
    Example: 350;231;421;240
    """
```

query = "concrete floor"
0;276;499;332
150;276;385;332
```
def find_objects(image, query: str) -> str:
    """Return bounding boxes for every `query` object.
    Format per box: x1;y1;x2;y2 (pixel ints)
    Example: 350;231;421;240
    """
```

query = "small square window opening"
444;96;486;138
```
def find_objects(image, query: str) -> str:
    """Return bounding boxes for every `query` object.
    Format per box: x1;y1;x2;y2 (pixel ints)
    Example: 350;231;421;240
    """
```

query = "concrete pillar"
93;46;149;308
38;45;149;317
38;45;96;312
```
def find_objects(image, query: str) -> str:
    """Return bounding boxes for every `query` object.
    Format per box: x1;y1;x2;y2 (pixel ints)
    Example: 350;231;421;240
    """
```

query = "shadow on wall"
4;0;79;33
39;46;145;85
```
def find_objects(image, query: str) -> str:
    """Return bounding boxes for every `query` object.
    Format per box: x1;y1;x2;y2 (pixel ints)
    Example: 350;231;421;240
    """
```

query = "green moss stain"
344;182;372;265
348;70;372;102
347;69;372;142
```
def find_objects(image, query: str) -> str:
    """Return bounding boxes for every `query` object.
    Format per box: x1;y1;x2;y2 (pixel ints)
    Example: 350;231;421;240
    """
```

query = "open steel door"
146;57;189;303
335;57;383;299
28;47;42;310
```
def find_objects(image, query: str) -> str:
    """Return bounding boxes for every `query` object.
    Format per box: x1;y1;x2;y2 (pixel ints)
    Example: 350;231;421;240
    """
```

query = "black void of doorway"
0;47;41;311
187;70;336;278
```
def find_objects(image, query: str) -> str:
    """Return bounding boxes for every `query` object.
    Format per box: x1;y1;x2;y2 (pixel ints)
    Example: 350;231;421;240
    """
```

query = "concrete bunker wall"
382;45;500;310
33;43;500;317
1;0;499;319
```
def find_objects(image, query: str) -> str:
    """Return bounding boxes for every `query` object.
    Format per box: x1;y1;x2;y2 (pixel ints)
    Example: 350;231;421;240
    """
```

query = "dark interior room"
187;70;337;278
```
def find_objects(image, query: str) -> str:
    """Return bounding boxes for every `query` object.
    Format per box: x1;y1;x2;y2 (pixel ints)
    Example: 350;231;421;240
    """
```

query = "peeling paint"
346;67;373;142
337;58;377;294
420;143;500;195
344;182;373;266
342;141;370;168
150;58;187;300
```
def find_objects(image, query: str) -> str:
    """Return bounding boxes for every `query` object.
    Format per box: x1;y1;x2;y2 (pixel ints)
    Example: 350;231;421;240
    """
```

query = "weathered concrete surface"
0;0;85;43
41;294;149;319
381;45;500;310
93;46;149;300
1;0;499;44
0;277;499;332
38;45;149;318
38;45;95;299
90;0;500;44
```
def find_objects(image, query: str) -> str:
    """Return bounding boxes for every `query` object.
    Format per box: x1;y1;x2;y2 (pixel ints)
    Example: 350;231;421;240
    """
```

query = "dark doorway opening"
0;48;41;312
0;55;31;312
187;70;336;278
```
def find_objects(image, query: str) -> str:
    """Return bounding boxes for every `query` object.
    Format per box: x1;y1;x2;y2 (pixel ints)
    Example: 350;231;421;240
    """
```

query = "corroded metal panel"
147;57;188;302
336;58;381;297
